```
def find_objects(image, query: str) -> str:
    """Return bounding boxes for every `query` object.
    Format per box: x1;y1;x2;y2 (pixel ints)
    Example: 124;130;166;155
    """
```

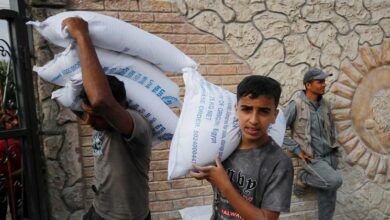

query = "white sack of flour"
35;45;181;107
52;74;178;144
51;74;83;112
168;68;286;180
27;11;196;72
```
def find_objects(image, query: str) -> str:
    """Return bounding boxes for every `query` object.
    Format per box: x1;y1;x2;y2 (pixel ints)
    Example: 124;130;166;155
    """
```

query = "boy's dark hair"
237;75;282;107
80;75;127;106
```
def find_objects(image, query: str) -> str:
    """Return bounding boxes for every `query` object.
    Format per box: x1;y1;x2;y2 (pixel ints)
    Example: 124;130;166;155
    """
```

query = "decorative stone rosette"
332;40;390;182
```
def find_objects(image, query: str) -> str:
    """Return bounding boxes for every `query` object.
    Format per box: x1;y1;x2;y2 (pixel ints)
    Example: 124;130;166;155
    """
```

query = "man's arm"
190;156;280;220
283;101;312;162
62;17;133;136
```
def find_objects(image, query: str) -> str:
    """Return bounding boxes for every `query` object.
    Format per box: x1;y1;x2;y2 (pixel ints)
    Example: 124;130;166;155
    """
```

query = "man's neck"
305;91;319;102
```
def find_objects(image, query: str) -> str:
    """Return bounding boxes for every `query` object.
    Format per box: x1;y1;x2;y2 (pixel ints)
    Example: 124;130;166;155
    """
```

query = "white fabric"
51;74;83;111
168;68;286;180
35;44;181;107
27;11;196;72
52;74;178;145
179;205;212;220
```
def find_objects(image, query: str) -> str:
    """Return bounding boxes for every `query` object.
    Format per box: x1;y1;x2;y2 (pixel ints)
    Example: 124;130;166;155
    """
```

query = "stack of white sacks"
29;11;286;181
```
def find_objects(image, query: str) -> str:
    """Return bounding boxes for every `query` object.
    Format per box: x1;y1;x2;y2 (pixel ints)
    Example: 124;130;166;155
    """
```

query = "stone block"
150;160;168;171
206;65;237;75
225;0;265;22
152;170;168;181
157;34;187;44
156;189;187;200
206;44;229;54
173;197;204;209
151;150;170;161
149;192;156;202
267;0;305;18
190;55;220;65
172;24;203;34
43;135;64;160
171;178;203;189
139;23;172;33
283;34;320;67
247;39;284;75
83;166;95;178
237;64;251;74
154;13;185;23
221;75;247;85
203;195;214;204
355;25;384;45
253;11;290;40
218;55;243;64
149;201;174;212
56;107;78;125
176;44;206;55
67;0;104;10
364;0;390;23
335;0;370;29
81;137;92;147
82;156;94;167
119;12;154;22
224;22;262;59
104;0;138;11
187;34;220;44
190;11;224;39
149;181;171;191
186;186;213;197
139;0;172;12
204;76;222;85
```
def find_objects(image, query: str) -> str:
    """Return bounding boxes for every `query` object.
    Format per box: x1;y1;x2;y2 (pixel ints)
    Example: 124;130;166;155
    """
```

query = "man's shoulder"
126;109;152;128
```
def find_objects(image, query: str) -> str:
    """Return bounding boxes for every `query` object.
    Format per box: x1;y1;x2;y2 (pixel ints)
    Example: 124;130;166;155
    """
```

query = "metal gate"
0;8;48;220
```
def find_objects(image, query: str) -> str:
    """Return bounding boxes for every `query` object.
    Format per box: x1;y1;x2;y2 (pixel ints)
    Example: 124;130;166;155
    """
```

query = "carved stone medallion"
332;41;390;181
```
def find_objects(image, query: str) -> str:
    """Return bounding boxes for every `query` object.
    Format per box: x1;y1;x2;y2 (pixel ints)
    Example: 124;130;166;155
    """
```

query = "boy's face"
236;95;278;148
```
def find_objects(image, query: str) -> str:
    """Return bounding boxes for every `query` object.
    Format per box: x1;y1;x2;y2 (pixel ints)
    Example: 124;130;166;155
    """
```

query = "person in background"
62;17;153;220
283;68;342;220
191;75;294;220
0;97;22;220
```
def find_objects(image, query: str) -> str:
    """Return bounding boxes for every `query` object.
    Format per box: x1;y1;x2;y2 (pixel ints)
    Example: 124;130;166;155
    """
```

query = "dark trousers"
83;206;151;220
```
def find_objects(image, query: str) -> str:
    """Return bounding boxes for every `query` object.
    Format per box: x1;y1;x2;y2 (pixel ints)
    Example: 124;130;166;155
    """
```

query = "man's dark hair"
80;75;127;106
237;75;282;107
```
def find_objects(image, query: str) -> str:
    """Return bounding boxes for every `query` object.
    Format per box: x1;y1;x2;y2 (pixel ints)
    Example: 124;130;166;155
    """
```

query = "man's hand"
298;151;313;163
61;17;89;42
190;154;230;190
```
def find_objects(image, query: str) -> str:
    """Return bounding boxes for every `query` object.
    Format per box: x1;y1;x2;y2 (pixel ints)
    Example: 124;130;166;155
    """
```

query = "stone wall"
176;0;390;219
29;0;390;219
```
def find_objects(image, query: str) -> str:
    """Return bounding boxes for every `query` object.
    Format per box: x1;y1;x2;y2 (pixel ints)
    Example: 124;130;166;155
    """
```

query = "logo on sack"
162;96;178;106
161;133;173;140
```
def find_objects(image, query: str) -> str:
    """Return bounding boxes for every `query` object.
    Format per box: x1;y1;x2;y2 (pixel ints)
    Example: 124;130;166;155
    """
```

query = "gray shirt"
212;138;293;219
283;91;333;156
92;110;153;220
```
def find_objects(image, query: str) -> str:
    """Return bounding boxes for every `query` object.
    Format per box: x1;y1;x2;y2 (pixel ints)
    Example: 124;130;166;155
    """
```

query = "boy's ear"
272;108;279;124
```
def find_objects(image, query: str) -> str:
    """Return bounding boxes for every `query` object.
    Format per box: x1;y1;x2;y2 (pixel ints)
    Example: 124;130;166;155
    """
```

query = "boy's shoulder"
265;140;294;169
